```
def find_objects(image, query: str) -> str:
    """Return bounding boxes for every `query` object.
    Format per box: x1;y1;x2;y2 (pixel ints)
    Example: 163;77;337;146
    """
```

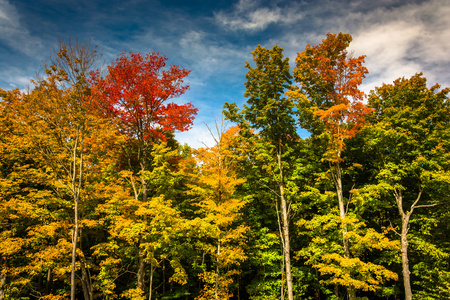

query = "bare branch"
389;220;401;237
345;183;356;215
275;201;285;250
415;202;447;209
256;180;281;198
410;188;423;210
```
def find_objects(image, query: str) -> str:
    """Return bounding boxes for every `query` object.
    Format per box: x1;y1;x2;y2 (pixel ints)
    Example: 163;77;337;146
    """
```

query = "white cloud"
0;0;42;56
347;0;450;90
272;0;450;92
349;21;423;92
214;0;303;31
175;29;250;89
0;68;33;91
0;0;19;27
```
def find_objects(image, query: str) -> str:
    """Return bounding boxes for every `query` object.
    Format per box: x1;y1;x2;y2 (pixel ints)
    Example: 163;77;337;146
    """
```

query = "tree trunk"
334;162;356;300
137;238;146;291
138;141;148;292
148;263;155;300
46;268;51;295
215;238;221;300
81;260;93;300
71;198;79;300
401;215;412;300
277;150;293;300
280;188;293;300
0;269;6;300
395;190;413;300
71;129;84;300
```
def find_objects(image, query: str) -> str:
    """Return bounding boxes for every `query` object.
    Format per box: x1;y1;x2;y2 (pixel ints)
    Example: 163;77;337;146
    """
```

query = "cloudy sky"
1;0;449;148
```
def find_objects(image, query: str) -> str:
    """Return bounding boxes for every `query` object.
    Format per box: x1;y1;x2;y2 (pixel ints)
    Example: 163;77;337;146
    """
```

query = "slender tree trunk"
138;140;148;292
71;135;83;299
71;198;79;300
0;269;6;300
394;190;413;300
71;128;85;300
215;238;221;300
38;270;42;293
277;150;293;300
79;227;93;300
137;238;146;291
46;268;51;295
333;162;356;300
401;215;412;300
81;260;93;300
148;263;155;300
280;188;293;300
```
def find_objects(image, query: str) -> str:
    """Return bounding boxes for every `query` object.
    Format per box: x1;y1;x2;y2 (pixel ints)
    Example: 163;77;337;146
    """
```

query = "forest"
0;33;449;300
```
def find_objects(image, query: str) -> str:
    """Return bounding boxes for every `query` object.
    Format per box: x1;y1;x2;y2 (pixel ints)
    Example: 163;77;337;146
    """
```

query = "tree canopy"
0;34;449;300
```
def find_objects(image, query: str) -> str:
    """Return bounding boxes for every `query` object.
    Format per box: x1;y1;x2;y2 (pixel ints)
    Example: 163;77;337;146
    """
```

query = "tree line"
0;33;449;300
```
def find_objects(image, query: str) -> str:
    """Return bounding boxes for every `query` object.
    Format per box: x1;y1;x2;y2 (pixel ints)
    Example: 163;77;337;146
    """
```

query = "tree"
364;73;450;300
0;88;74;299
224;45;297;300
90;51;197;295
2;39;101;300
188;124;248;300
287;32;374;299
92;141;190;300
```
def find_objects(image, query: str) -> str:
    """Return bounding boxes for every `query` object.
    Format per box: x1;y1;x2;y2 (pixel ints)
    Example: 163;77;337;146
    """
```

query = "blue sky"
1;0;449;148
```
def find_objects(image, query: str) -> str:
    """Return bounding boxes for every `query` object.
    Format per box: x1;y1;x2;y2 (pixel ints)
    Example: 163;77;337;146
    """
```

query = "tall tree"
92;141;191;300
3;39;101;299
224;45;297;300
0;88;73;299
364;73;450;300
189;124;248;300
288;32;373;299
90;51;197;295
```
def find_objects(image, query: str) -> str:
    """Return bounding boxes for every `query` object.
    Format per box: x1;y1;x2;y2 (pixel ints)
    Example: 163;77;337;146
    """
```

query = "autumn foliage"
90;51;197;141
1;35;449;300
291;33;373;160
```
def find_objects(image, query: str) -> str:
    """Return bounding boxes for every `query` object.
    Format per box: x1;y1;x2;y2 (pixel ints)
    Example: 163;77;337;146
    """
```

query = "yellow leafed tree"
188;124;248;300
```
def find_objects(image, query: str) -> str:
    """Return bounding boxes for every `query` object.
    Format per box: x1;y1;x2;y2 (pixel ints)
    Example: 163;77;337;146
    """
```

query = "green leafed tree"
363;73;450;300
224;44;297;300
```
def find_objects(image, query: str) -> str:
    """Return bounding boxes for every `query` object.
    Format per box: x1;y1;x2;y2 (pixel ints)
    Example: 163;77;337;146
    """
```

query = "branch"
256;180;281;198
389;220;401;237
415;201;448;209
410;187;423;210
275;201;285;250
329;161;338;185
345;183;356;215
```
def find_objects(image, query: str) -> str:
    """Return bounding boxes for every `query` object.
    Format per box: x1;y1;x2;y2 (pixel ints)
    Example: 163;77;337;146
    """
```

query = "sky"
1;0;449;148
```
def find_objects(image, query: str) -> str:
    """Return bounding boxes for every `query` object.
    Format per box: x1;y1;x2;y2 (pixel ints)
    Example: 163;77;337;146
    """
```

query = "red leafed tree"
90;51;197;295
91;52;197;141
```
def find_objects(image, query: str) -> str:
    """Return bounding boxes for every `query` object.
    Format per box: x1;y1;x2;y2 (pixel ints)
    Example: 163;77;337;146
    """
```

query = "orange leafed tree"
289;33;374;299
291;32;372;161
